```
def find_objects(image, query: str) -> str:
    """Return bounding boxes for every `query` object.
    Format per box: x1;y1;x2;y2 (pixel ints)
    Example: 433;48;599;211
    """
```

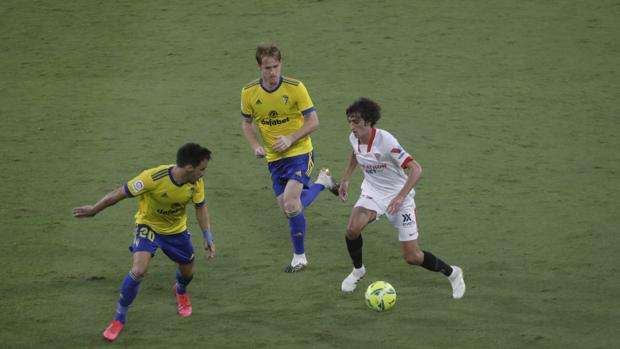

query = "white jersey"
350;128;415;200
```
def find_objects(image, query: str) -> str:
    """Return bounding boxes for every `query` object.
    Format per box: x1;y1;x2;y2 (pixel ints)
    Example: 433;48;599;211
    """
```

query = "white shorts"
354;193;419;241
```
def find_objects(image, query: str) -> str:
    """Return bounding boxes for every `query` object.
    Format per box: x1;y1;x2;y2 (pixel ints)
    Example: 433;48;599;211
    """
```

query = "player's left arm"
272;110;319;153
195;204;215;258
387;159;423;214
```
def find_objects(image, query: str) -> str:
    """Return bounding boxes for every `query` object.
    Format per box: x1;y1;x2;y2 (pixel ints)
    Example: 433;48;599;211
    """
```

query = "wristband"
203;230;213;243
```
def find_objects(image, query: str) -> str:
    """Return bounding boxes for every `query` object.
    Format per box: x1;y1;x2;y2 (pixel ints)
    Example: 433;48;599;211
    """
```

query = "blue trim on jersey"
241;112;252;119
124;183;134;197
301;107;315;116
195;199;207;208
168;166;183;187
260;77;283;93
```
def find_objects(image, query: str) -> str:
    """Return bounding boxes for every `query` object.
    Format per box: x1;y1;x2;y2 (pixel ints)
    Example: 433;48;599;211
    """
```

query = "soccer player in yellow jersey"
73;143;215;342
241;44;338;272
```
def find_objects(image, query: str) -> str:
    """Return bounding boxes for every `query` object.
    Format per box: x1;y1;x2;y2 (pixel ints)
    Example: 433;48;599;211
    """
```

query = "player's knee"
284;204;302;218
282;200;301;217
346;224;362;240
178;263;194;278
404;251;424;265
130;266;148;279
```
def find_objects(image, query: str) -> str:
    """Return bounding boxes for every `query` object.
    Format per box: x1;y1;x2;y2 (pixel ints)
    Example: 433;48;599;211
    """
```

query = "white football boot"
315;168;339;196
448;266;466;299
284;253;308;273
341;266;366;292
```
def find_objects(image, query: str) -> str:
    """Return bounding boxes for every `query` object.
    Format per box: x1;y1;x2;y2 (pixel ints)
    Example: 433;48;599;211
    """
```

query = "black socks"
346;235;363;269
421;250;453;276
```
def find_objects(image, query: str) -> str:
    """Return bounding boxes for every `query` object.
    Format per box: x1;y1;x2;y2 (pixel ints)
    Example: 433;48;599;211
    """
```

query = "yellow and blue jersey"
123;164;206;235
241;76;315;162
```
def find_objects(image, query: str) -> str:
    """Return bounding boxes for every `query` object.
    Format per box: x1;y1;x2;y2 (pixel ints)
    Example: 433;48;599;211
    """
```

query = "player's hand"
338;180;349;202
387;195;405;215
203;239;216;258
73;205;97;218
272;135;293;153
254;146;266;158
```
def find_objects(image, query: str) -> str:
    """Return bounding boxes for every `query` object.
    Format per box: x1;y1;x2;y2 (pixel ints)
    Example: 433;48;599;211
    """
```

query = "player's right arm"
241;118;266;158
73;186;128;218
240;87;266;158
338;151;359;202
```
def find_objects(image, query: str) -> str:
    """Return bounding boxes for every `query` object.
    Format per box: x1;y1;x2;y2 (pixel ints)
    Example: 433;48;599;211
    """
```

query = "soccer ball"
364;281;397;312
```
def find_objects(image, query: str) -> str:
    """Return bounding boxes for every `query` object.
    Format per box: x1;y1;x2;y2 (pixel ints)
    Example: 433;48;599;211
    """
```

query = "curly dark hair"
345;97;381;126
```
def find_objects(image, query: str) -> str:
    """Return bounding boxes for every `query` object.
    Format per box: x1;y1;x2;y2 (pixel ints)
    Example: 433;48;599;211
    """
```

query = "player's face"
187;159;209;183
258;56;281;87
347;114;371;141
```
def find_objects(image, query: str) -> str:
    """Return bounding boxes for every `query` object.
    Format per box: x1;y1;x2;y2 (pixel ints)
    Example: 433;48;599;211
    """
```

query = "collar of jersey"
259;77;283;93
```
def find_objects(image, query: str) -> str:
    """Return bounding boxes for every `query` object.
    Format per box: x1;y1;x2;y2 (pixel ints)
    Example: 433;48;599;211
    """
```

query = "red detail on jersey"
366;128;377;152
390;148;402;154
401;156;414;169
356;128;378;153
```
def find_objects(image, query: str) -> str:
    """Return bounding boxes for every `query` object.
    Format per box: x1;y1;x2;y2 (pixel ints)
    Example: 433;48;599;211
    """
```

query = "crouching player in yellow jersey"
73;143;215;342
241;44;339;272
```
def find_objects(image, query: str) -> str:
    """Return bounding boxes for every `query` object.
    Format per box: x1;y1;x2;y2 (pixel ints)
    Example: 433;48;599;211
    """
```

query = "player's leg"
302;168;339;206
341;206;376;292
400;240;465;299
269;157;307;272
104;250;152;341
176;262;194;295
158;231;196;316
280;179;308;272
104;225;158;341
301;178;323;207
174;262;194;317
346;206;377;268
395;207;465;299
295;152;338;208
119;251;151;316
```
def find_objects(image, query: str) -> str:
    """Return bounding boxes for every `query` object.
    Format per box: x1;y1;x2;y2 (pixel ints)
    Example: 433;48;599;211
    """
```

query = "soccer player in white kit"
337;97;465;299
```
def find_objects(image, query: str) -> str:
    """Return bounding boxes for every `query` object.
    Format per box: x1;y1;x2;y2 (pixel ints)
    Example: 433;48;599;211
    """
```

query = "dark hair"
255;43;282;65
345;97;381;126
176;143;212;167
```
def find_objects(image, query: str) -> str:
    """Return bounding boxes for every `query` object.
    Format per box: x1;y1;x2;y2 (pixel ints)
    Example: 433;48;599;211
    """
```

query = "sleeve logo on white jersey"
132;180;145;193
390;146;403;154
391;146;406;160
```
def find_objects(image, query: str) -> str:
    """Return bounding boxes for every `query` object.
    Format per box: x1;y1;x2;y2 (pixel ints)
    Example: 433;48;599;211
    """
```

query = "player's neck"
263;80;278;90
261;76;281;90
170;166;189;186
358;131;372;144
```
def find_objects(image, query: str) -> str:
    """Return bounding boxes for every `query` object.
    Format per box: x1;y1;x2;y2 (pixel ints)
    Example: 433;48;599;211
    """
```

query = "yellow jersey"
241;76;315;162
124;165;206;235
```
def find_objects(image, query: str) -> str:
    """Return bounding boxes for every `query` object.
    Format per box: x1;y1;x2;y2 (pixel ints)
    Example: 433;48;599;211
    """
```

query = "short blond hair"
255;43;281;64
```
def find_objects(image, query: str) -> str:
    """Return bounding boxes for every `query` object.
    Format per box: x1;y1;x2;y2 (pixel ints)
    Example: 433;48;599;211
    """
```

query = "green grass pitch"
1;1;619;348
